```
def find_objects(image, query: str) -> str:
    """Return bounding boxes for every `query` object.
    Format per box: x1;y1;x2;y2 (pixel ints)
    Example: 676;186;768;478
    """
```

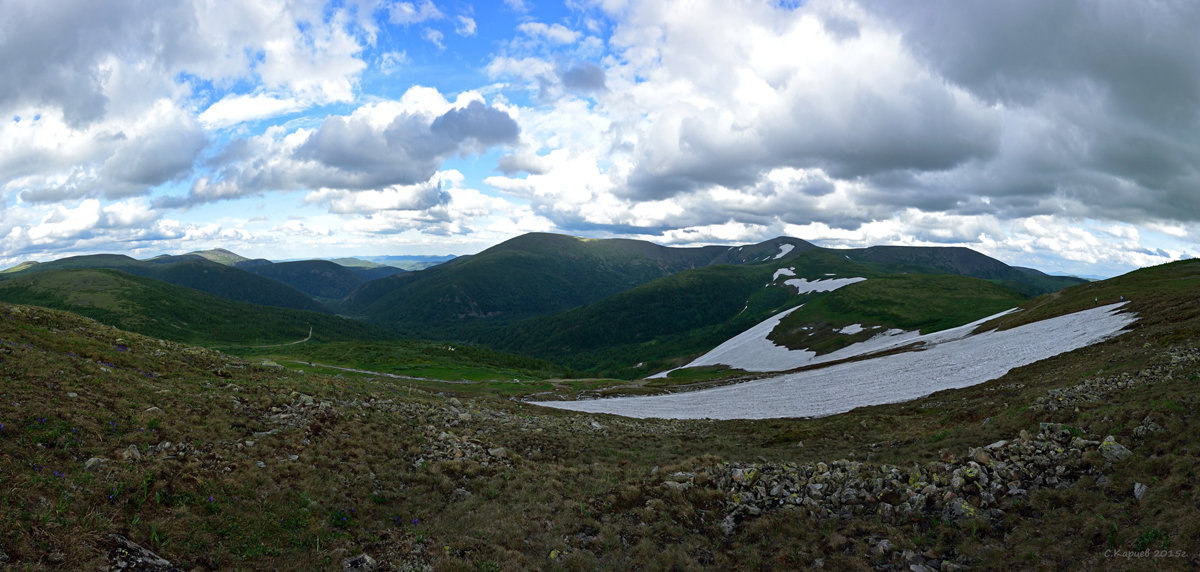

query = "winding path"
247;326;312;348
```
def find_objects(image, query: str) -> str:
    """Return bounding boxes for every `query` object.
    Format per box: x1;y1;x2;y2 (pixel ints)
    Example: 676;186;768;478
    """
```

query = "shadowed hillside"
0;268;391;346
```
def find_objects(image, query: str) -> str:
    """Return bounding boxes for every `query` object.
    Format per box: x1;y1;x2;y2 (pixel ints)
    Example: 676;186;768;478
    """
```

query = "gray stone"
1134;482;1149;500
343;553;378;570
721;513;738;535
107;533;179;571
121;444;142;462
1099;436;1132;462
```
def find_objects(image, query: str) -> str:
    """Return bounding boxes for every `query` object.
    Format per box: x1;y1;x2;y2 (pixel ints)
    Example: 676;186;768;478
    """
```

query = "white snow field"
652;285;1004;378
774;244;795;259
533;303;1135;420
785;276;867;294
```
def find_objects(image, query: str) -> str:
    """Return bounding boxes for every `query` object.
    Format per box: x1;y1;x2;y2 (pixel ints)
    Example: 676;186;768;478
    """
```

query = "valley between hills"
1;233;1198;570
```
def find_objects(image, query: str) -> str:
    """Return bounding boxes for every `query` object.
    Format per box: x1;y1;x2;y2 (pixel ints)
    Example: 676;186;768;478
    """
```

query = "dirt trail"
247;326;312;348
286;360;472;384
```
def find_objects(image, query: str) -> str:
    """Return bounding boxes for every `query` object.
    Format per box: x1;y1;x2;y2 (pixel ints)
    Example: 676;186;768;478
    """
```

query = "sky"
2;0;1198;278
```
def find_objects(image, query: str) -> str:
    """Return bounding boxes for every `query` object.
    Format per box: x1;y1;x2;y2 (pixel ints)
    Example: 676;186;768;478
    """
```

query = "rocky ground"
2;301;1199;570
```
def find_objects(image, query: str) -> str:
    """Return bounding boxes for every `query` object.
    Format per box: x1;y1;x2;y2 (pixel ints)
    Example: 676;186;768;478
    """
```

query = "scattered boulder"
1132;416;1165;439
343;553;378;570
1134;482;1149;501
1099;436;1132;462
107;533;180;571
709;424;1133;533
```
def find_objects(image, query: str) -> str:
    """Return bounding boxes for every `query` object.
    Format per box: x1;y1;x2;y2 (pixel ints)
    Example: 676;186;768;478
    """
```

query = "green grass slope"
1;261;1198;570
241;339;573;384
495;264;795;376
491;248;879;376
0;268;389;346
472;249;1034;377
768;273;1028;354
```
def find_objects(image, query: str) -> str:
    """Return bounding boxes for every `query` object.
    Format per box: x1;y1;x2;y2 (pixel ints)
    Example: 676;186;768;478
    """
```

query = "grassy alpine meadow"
1;261;1199;570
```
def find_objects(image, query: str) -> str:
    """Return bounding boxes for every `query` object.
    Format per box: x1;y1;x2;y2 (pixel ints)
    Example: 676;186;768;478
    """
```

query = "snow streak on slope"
534;303;1135;420
651;306;810;377
651;275;868;378
651;303;1012;377
774;244;795;259
785;277;867;294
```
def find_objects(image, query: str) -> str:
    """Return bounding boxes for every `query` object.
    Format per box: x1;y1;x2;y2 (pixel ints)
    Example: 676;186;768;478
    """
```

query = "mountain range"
0;232;1086;377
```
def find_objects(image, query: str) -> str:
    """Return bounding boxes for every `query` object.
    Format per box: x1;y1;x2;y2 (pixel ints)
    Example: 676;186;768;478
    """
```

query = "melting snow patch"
660;308;1016;376
785;277;866;294
773;268;796;281
774;244;795;259
650;306;812;377
838;324;865;335
534;303;1135;420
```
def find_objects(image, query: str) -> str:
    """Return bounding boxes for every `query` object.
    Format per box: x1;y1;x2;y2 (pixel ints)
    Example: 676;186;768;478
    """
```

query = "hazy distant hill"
328;258;408;280
353;254;457;271
183;248;251;266
0;254;325;312
841;245;1085;296
236;259;371;300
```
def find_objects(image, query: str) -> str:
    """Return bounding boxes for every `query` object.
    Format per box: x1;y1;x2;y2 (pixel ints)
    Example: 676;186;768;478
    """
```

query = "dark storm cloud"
164;101;519;206
623;75;999;201
865;1;1200;123
859;0;1200;222
0;1;204;127
559;62;607;92
296;101;518;188
101;122;208;188
429;101;521;150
